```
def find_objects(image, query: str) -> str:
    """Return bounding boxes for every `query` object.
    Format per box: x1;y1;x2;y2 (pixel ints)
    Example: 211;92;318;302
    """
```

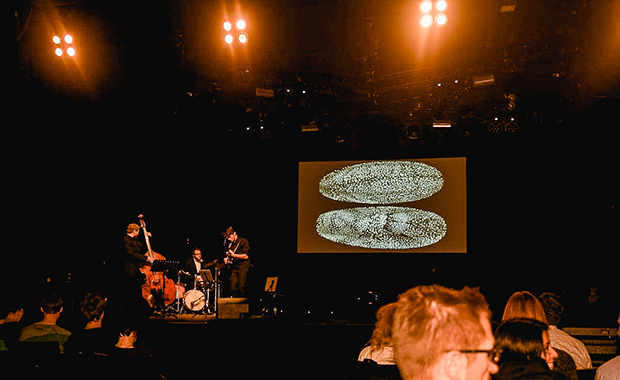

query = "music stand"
264;277;278;293
199;269;214;283
199;269;214;313
150;260;179;273
262;277;282;317
150;260;179;313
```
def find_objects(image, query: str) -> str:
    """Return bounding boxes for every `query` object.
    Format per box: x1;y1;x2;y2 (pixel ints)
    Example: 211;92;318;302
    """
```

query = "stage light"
474;74;495;87
52;33;76;59
489;117;503;132
504;117;518;132
420;1;433;13
406;124;422;140
436;0;447;12
420;14;433;28
435;13;448;26
223;17;248;45
506;93;517;110
419;1;448;28
433;119;451;128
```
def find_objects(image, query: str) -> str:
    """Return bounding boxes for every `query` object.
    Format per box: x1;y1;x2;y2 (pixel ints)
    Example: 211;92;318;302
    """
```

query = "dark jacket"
494;357;569;380
122;235;148;277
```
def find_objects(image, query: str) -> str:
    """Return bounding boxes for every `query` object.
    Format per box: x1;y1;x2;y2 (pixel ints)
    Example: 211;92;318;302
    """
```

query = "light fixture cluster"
53;34;76;58
223;19;248;45
316;161;447;250
488;116;518;133
419;0;448;28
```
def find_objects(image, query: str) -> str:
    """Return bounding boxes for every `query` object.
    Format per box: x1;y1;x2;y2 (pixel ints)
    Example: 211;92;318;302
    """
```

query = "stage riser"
218;298;249;319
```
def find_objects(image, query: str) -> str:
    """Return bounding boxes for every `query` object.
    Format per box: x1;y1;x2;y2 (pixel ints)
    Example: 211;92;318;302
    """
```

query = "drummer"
183;247;204;288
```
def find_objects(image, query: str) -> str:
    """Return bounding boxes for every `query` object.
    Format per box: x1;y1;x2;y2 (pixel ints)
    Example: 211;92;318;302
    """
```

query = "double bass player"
121;222;152;306
121;215;177;309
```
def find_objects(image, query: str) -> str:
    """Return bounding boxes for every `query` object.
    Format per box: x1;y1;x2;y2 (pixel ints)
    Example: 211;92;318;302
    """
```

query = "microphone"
178;270;190;276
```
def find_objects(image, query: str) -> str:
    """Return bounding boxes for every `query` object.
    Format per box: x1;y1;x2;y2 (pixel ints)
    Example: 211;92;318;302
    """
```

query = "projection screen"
298;158;466;253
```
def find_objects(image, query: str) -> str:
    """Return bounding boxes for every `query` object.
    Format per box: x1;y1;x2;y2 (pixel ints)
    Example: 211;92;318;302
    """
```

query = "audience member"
18;291;71;354
0;300;25;352
391;284;498;380
501;291;576;380
359;302;398;365
492;318;566;380
594;310;620;380
354;302;401;380
106;317;165;380
538;293;591;369
502;291;548;324
64;293;113;355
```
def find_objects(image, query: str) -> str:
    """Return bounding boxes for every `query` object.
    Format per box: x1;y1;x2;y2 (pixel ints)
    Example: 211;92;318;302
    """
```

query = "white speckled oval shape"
316;206;447;249
319;161;444;204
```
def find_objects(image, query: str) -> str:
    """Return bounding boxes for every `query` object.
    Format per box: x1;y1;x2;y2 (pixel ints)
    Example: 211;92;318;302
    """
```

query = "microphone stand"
176;271;183;314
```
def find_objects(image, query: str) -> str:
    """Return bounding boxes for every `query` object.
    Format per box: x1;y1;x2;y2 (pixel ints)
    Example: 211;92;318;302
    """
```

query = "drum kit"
171;260;226;314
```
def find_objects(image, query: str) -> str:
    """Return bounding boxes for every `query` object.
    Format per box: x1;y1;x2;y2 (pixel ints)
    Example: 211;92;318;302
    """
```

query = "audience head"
0;296;24;324
80;293;107;323
41;291;63;315
538;293;563;326
493;318;558;369
113;311;141;348
392;284;497;380
366;302;398;350
502;291;548;324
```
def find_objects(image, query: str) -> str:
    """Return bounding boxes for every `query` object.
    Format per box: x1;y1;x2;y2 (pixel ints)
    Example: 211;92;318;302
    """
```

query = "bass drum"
183;289;205;312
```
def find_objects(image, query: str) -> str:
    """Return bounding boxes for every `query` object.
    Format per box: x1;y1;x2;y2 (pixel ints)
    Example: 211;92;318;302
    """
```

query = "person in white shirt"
538;292;592;369
594;311;620;380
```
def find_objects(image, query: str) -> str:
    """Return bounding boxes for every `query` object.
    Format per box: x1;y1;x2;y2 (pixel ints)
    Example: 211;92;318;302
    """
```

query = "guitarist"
222;226;251;298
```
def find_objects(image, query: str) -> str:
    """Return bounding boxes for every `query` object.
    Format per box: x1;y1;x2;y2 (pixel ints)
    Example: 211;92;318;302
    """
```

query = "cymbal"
203;259;219;267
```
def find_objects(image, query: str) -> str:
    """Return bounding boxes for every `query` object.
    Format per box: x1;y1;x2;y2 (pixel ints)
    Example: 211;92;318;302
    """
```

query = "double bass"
138;214;178;308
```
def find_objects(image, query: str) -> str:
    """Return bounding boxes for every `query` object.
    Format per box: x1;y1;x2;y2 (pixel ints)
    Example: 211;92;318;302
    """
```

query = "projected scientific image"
316;206;447;249
298;158;466;253
319;161;444;204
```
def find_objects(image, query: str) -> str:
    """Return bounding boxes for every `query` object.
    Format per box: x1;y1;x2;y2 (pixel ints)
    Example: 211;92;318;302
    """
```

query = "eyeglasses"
455;349;501;364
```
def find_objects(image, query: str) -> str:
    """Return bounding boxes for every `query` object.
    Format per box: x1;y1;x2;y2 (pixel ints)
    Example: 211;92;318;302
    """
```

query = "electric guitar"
224;240;240;267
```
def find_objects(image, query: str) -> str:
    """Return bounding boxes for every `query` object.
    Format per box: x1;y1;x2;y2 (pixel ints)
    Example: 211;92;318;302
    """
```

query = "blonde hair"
126;223;140;233
392;285;491;380
365;302;398;353
502;291;548;324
